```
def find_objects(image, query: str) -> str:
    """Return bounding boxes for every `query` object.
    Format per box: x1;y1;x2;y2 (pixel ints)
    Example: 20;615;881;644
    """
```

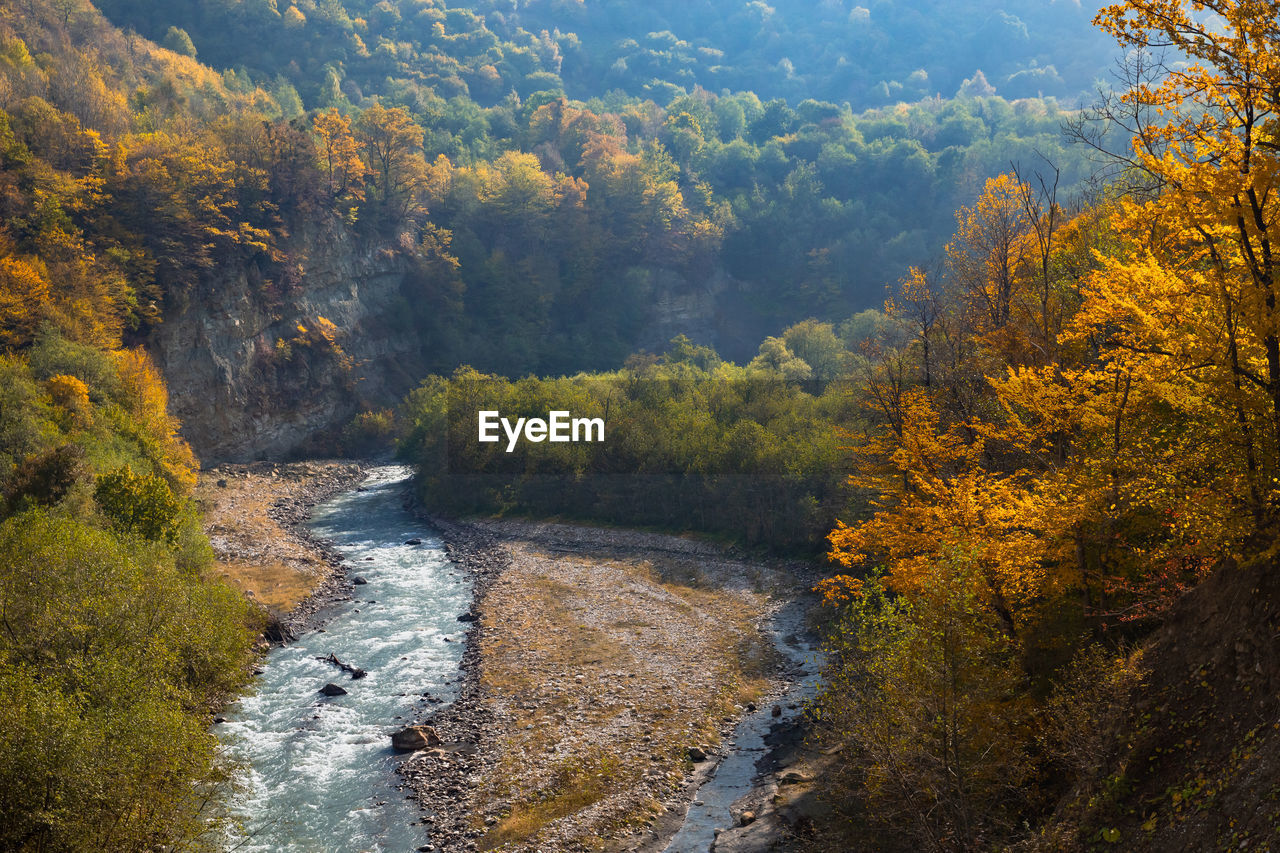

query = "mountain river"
219;466;820;852
220;466;469;852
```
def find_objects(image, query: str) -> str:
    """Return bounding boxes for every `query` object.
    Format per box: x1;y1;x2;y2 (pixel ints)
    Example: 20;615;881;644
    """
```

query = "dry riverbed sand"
402;520;812;853
194;460;365;628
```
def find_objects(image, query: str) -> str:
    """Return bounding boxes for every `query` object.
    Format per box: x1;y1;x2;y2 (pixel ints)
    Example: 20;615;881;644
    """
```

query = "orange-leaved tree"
1084;0;1280;540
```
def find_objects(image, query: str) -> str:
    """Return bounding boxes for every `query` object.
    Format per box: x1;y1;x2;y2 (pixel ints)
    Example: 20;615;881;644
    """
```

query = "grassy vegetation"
482;749;628;851
211;557;318;614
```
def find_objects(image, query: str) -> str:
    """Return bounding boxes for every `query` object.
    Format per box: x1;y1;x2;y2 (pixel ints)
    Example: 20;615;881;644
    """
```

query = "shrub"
0;509;255;851
813;553;1037;850
93;465;183;543
3;443;86;512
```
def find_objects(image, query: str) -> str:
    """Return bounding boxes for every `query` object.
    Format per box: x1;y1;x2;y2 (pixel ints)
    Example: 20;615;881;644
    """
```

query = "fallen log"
316;652;367;679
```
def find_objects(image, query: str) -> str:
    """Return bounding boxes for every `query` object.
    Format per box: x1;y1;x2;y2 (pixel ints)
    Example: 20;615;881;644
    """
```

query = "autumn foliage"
816;2;1280;849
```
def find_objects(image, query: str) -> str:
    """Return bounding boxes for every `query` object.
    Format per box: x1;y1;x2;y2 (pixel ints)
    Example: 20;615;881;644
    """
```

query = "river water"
220;466;470;853
219;467;817;853
662;599;824;853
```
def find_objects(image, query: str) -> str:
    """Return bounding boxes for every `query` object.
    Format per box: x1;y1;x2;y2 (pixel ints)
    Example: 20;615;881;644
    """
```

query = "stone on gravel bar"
778;769;813;785
392;725;443;751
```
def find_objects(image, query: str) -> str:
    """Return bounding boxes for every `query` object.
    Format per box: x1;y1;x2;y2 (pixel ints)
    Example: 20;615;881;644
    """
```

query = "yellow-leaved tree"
112;348;198;494
1084;0;1280;540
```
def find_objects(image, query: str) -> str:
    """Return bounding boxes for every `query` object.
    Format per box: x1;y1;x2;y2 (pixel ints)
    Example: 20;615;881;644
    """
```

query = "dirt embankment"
194;460;365;633
399;519;815;853
1044;555;1280;851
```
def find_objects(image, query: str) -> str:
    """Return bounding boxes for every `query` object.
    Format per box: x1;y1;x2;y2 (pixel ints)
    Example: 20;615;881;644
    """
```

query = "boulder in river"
405;538;422;545
392;725;442;751
352;576;368;585
320;683;348;697
456;611;478;623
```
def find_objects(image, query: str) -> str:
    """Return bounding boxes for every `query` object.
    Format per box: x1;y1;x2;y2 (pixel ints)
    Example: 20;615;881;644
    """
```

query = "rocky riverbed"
205;464;825;852
397;518;821;853
195;460;366;635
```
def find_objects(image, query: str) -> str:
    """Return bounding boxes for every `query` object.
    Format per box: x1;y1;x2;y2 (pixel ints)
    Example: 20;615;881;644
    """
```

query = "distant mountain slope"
88;1;1110;353
1;0;1111;459
93;0;1116;112
474;0;1115;108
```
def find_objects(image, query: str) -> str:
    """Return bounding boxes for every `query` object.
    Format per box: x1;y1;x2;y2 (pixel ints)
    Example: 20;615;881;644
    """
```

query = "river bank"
203;464;826;852
195;460;366;636
400;517;823;853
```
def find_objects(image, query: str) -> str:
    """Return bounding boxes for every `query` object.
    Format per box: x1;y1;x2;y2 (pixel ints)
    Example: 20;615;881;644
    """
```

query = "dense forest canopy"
400;330;864;551
82;0;1119;369
93;0;1115;111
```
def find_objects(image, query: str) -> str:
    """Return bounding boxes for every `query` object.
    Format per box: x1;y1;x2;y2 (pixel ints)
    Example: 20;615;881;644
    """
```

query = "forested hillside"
87;0;1106;372
0;5;262;846
471;0;1112;107
0;0;1112;462
93;0;1112;110
10;0;1280;850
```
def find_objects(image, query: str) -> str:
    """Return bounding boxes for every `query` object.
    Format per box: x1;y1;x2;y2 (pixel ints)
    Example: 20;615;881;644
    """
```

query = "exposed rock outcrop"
149;218;745;463
148;220;423;463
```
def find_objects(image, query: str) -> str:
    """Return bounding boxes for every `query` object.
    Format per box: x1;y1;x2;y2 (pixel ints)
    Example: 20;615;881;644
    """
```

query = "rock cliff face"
147;219;424;465
148;219;739;464
641;267;728;354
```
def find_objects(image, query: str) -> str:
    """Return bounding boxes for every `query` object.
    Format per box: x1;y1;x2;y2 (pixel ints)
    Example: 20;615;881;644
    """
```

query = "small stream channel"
220;466;470;852
662;600;824;853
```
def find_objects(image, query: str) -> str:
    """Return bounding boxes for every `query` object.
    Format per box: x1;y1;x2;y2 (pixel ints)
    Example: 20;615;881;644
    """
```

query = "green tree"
93;466;183;544
782;318;846;383
161;26;197;58
814;556;1034;848
749;336;812;381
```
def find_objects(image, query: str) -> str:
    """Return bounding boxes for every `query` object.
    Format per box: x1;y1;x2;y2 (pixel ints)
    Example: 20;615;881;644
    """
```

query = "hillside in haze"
86;0;1116;364
94;0;1114;110
0;0;1115;460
